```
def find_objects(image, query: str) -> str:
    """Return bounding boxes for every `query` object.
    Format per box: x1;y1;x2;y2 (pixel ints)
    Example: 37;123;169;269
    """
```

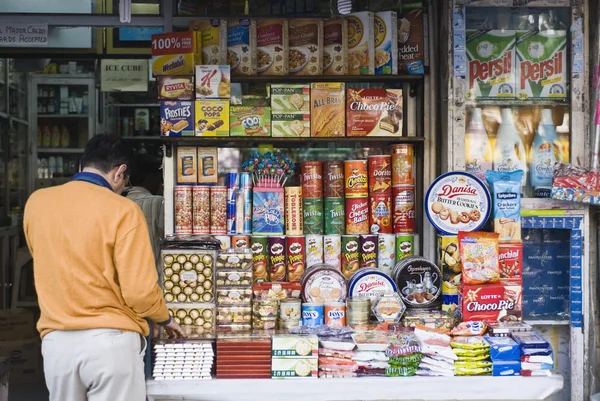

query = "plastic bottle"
60;126;70;148
42;126;51;148
493;108;527;189
530;109;559;197
556;112;569;162
51;126;60;148
465;108;492;182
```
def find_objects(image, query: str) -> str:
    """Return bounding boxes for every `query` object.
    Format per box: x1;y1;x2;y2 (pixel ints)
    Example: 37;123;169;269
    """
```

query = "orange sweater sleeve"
113;219;169;324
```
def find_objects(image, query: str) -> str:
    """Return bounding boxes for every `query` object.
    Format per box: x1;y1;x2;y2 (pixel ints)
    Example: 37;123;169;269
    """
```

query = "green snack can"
395;233;415;263
250;235;270;283
303;198;324;235
324;197;345;235
341;234;360;280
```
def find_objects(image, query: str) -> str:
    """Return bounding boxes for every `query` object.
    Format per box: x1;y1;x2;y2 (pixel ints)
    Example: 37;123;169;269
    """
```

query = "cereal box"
398;6;425;75
157;76;195;100
151;32;198;77
189;19;227;65
160;101;194;137
195;100;230;137
271;358;318;378
272;113;310;137
195;65;231;99
289;19;323;76
177;146;198;184
310;82;345;137
229;106;272;136
460;283;522;322
347;12;375;75
324;18;348;75
374;11;397;75
227;18;257;76
257;19;289;76
197;147;218;184
346;88;403;136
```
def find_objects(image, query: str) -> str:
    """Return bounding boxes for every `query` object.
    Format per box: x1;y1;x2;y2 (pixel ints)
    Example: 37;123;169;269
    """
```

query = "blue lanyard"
72;172;113;191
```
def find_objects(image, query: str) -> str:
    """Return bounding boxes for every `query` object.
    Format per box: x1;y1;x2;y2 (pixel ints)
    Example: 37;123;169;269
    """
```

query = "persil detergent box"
516;29;568;100
466;30;516;100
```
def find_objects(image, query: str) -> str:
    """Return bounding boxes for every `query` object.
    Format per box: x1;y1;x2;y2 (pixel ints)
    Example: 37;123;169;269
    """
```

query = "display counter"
146;375;564;401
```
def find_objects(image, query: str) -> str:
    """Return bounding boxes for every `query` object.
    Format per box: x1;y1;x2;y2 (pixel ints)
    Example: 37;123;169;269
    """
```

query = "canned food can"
305;235;324;268
268;236;287;282
344;160;369;198
324;198;345;235
395;233;415;262
359;234;378;270
227;186;238;204
232;235;250;249
214;235;231;250
242;188;252;234
369;193;392;234
368;155;392;193
345;198;369;234
280;298;302;321
226;172;239;188
174;186;193;234
286;236;306;283
324;302;346;327
391;144;415;186
324;234;342;270
300;161;323;198
301;303;324;327
303;198;324;235
226;201;236;234
323;160;345;198
210;186;227;234
393;185;416;233
240;172;252;188
346;297;370;325
251;236;269;283
378;234;396;275
341;235;360;280
285;187;304;236
192;186;211;234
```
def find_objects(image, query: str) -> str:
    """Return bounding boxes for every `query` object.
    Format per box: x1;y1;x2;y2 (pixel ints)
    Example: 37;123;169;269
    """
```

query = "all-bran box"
228;18;257;76
516;29;567;100
257;19;289;75
346;88;403;136
289;19;323;76
189;19;228;65
374;11;397;75
398;6;425;74
310;82;345;137
195;100;230;137
324;19;348;75
160;101;194;137
466;30;516;99
347;12;375;75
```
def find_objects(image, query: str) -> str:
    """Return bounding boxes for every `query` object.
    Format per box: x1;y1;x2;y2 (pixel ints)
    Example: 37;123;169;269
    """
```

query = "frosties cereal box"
515;29;568;100
466;30;516;99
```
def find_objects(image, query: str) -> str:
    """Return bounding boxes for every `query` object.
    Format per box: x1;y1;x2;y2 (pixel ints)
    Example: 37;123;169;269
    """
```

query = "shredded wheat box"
289;19;323;76
374;11;398;75
227;19;257;76
310;82;345;137
189;19;228;65
257;19;289;75
347;12;375;75
398;6;425;74
324;18;348;75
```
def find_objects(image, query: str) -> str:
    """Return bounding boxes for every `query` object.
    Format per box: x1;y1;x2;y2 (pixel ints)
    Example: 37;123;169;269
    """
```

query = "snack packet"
455;366;492;375
388;353;423;367
450;336;490;350
458;231;500;285
454;360;492;368
386;366;418;377
486;170;523;242
456;353;490;362
451;321;487;336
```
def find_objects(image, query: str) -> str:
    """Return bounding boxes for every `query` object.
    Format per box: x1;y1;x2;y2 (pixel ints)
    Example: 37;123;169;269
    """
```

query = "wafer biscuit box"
374;11;397;75
347;12;375;75
189;19;228;65
195;100;230;137
160;101;194;137
151;32;199;77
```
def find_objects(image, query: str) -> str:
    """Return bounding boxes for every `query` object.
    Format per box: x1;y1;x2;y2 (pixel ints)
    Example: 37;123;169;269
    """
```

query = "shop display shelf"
112;103;160;108
38;114;88;119
230;75;424;84
37;148;85;154
521;198;586;211
161;136;425;146
525;319;570;326
465;99;570;108
146;375;563;401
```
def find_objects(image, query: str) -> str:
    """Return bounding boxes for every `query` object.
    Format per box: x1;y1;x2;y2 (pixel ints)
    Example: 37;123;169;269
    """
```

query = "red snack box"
499;242;522;282
346;88;403;137
459;283;522;323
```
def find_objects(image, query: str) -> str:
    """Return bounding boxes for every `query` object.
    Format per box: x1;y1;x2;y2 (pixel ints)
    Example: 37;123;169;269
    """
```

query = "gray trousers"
42;329;146;401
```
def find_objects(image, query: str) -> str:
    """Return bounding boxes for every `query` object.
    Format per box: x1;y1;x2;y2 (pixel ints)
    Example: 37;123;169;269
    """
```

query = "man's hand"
163;319;186;338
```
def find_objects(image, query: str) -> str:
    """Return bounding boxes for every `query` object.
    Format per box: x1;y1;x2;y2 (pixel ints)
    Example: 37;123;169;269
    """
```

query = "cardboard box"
271;84;310;137
310;82;345;137
398;6;425;74
230;106;272;136
271;335;318;357
157;76;195;101
0;338;41;384
347;12;375;75
189;19;228;65
324;18;348;75
289;19;323;76
197;147;218;185
272;113;310;137
257;19;289;75
271;357;318;378
176;146;198;184
151;32;198;77
160;101;195;137
253;188;284;235
460;283;522;322
374;11;398;75
0;308;34;341
195;100;230;137
346;88;403;136
228;18;257;76
195;65;231;99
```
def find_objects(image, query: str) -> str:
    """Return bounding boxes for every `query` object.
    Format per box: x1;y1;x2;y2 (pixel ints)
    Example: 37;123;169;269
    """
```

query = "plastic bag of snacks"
451;321;487;336
458;231;500;285
450;336;490;350
486;170;523;241
552;162;600;205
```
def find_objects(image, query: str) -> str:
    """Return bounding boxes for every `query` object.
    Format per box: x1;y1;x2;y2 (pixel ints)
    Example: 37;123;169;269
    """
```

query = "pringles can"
174;186;193;234
192;186;210;234
396;233;415;262
210;186;227;234
285;187;303;236
300;161;323;198
323;160;345;198
378;234;396;275
286;236;306;283
324;234;342;270
303;198;324;235
346;198;369;234
368;155;392;193
341;235;360;279
359;234;378;269
268;236;287;282
369;193;392;234
305;235;324;268
324;302;346;327
344;160;368;198
324;198;345;235
393;185;416;233
391;144;415;186
251;236;269;282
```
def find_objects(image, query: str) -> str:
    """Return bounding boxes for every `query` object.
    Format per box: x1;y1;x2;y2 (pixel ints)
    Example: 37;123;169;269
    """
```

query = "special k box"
195;65;231;99
346;88;403;136
151;32;198;77
459;283;522;322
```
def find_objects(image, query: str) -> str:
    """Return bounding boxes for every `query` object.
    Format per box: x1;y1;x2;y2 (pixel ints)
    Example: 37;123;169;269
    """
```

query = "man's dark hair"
131;153;162;187
80;134;136;176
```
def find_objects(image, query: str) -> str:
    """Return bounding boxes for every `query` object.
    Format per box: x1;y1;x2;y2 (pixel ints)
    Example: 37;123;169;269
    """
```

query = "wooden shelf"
38;114;88;119
37;148;85;154
161;136;425;146
231;75;424;84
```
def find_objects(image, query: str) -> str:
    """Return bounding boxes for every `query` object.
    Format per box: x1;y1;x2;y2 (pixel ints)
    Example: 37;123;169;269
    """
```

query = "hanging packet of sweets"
458;231;500;285
486;170;523;242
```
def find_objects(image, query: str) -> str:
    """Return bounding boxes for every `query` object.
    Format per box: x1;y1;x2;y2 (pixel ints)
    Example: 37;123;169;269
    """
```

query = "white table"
146;375;564;401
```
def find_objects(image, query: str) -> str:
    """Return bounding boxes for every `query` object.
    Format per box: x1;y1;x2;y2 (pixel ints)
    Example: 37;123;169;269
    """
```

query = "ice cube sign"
466;30;516;99
516;30;567;100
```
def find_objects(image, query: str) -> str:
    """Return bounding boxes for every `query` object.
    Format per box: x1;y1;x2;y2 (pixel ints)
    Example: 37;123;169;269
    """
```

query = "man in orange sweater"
24;135;183;401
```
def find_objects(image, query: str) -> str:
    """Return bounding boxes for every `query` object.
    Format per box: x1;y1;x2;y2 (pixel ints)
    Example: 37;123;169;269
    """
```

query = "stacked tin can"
322;161;344;271
300;162;324;235
391;145;416;263
344;160;369;235
346;297;370;325
279;298;302;329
